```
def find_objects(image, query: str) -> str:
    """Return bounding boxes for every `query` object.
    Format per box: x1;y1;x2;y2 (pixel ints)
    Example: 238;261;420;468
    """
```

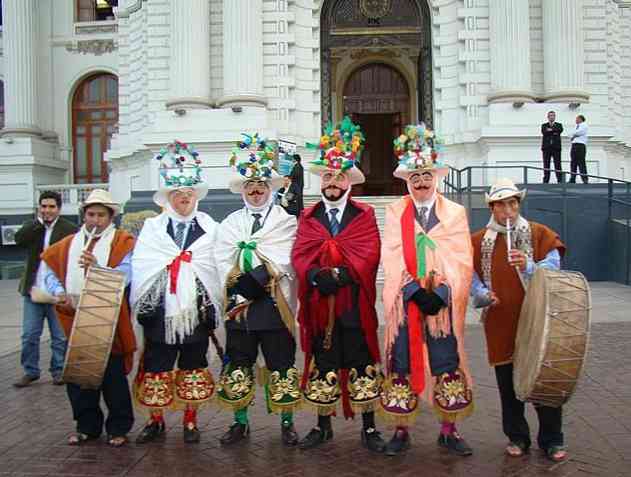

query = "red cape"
292;199;381;373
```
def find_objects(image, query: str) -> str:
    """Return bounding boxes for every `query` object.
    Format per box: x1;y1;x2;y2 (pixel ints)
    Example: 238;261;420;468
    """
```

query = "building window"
71;73;118;184
76;0;117;22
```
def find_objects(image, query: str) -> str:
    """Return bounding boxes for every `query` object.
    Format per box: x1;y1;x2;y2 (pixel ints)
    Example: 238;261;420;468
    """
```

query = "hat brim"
393;163;449;180
81;202;121;216
307;164;366;185
153;182;209;207
485;189;527;204
228;173;285;194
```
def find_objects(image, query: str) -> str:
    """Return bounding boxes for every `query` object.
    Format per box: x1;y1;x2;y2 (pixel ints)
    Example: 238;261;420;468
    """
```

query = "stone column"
217;0;267;108
1;0;41;136
543;0;589;102
487;0;534;103
166;0;212;110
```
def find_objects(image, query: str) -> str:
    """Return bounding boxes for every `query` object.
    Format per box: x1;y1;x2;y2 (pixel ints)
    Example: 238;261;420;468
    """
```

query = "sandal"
107;435;128;447
545;445;568;462
67;433;94;446
506;441;528;457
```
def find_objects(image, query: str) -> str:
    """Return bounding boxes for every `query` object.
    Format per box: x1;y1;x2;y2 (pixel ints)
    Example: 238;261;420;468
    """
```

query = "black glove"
314;270;339;296
411;287;445;315
235;272;267;301
336;267;353;286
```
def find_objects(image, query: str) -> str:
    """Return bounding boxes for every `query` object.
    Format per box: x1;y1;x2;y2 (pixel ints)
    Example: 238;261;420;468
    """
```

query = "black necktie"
251;213;263;235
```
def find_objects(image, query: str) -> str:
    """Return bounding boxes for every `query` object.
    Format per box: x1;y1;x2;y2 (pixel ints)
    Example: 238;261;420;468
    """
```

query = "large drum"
62;266;126;389
513;268;591;408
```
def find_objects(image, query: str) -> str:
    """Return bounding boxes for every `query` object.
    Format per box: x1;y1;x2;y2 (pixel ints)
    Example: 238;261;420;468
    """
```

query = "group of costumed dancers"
38;117;568;462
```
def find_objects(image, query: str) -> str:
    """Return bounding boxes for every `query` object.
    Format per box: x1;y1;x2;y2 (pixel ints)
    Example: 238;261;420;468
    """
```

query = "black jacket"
541;122;564;151
15;217;78;296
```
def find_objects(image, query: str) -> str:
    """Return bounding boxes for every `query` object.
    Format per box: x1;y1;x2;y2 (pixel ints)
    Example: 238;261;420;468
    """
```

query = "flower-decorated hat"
228;133;284;194
485;178;526;204
153;140;208;207
307;116;366;185
393;123;448;180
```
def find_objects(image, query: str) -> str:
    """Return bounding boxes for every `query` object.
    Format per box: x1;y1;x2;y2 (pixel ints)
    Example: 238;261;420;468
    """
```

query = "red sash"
401;198;426;395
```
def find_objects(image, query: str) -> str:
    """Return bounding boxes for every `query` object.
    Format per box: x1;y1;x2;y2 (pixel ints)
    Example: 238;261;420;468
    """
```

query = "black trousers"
542;149;564;183
569;143;588;183
143;337;209;372
494;363;564;449
313;323;373;374
226;327;295;371
66;355;134;438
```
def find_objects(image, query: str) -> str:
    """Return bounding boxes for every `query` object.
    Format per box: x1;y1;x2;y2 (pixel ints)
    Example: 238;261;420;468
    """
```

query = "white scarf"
214;204;298;317
164;201;198;223
66;223;116;297
241;190;275;214
130;211;222;344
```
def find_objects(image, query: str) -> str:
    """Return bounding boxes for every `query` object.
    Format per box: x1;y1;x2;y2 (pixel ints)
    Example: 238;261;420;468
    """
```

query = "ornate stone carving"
66;39;117;56
359;0;392;20
349;48;402;60
74;22;118;35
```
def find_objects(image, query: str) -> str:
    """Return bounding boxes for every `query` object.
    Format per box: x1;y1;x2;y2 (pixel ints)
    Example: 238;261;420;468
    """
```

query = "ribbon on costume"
401;197;428;395
167;250;192;294
238;241;257;273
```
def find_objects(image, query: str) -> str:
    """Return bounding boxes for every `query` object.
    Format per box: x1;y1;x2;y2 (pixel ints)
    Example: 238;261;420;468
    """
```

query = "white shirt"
413;194;437;225
571;122;588;145
171;219;191;249
34;217;58;289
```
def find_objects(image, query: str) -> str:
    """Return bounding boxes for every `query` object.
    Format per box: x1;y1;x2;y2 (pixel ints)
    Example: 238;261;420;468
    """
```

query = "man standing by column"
470;178;568;462
381;125;474;456
41;189;137;447
292;117;386;453
569;115;589;184
540;111;564;183
131;141;220;444
13;191;77;388
215;134;301;446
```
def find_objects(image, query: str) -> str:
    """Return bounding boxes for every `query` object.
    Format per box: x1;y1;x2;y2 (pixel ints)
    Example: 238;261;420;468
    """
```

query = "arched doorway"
71;73;118;184
320;0;433;195
343;63;409;195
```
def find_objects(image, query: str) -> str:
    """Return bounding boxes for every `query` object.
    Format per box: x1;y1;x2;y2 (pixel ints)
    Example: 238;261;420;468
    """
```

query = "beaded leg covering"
174;368;215;410
433;367;474;423
134;371;176;412
348;364;383;413
378;373;419;426
303;367;340;416
266;367;301;413
217;364;256;412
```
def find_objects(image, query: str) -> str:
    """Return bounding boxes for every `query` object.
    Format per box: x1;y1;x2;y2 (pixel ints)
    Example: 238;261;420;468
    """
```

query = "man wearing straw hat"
131;141;221;444
40;189;137;447
470;178;567;462
214;133;301;447
380;124;474;457
292;117;386;453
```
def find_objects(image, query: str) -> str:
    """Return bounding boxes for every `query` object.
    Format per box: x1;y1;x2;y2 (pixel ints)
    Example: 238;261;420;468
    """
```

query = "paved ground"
0;279;630;476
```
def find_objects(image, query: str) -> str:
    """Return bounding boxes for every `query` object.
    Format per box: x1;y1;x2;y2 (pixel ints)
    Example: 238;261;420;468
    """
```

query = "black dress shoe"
220;422;249;446
437;432;473;457
298;427;333;450
135;421;165;444
281;422;299;447
385;429;411;456
183;422;201;444
362;428;386;453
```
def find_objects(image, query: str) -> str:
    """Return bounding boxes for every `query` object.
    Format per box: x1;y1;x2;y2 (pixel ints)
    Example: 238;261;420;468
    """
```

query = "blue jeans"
21;296;67;378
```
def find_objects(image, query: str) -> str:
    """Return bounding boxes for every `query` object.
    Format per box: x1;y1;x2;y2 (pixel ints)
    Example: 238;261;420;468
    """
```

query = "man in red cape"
292;117;386;453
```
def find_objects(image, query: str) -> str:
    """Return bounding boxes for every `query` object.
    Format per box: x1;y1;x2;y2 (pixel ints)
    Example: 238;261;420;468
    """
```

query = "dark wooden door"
343;63;409;195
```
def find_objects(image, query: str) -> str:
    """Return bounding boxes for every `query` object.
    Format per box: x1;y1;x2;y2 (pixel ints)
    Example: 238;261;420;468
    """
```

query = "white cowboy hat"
81;188;121;216
485;178;527;204
392;160;449;180
153;182;209;208
307;161;366;186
